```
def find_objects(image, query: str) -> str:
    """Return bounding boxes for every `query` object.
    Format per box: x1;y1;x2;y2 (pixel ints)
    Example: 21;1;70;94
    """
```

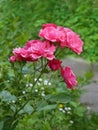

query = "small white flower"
69;120;74;124
67;107;71;110
44;80;48;85
35;89;38;92
22;91;26;94
19;98;21;101
48;82;52;86
26;84;29;87
34;78;37;81
64;107;68;111
41;92;45;97
29;83;33;87
12;100;15;103
39;78;42;82
59;108;63;111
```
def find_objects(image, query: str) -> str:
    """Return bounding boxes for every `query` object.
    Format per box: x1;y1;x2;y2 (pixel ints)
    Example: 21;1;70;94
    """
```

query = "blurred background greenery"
0;0;98;61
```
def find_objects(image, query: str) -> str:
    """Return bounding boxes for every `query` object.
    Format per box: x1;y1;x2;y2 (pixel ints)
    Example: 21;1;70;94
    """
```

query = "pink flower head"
48;59;62;71
9;56;16;63
60;66;78;89
13;47;36;61
39;23;83;54
25;40;56;60
60;28;83;54
12;40;56;62
39;27;57;42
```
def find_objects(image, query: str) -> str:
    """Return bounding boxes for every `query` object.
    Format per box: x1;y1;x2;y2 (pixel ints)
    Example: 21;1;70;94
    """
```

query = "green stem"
14;62;48;116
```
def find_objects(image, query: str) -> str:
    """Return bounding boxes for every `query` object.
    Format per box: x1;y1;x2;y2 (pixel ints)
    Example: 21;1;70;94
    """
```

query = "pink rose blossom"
48;59;62;71
25;40;56;60
39;23;83;54
39;27;58;42
9;56;16;63
60;66;78;89
60;28;83;54
13;40;56;62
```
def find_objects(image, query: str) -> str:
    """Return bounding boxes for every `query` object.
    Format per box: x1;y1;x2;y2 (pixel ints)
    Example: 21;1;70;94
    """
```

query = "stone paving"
63;57;98;113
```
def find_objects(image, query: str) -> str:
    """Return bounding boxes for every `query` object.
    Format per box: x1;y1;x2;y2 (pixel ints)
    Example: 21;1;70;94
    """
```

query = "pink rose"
48;59;62;71
13;40;56;62
25;40;56;60
60;66;78;89
39;27;57;42
9;56;16;63
39;23;83;54
60;28;83;54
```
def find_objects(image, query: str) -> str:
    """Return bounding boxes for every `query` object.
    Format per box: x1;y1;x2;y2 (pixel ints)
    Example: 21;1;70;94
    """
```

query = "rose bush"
10;23;83;89
1;23;84;130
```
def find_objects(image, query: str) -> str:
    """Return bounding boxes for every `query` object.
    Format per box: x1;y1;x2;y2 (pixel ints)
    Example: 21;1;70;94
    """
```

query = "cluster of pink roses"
10;23;83;89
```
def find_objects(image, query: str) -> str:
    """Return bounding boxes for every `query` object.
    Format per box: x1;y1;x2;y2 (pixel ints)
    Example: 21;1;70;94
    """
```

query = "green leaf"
75;107;86;117
19;103;34;114
49;93;71;103
36;100;48;111
38;104;57;112
70;101;78;108
0;90;17;102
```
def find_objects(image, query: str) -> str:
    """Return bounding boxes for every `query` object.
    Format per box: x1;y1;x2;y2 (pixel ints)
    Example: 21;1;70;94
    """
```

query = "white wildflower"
41;92;45;97
12;100;15;103
39;78;42;82
35;89;38;92
29;83;33;87
69;120;74;124
26;84;29;87
34;78;37;81
59;108;63;111
67;107;71;110
44;80;48;85
64;107;68;111
22;91;26;94
48;82;52;86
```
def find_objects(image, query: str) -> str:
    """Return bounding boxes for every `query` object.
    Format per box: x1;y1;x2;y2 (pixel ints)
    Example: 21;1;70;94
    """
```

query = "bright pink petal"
60;66;78;89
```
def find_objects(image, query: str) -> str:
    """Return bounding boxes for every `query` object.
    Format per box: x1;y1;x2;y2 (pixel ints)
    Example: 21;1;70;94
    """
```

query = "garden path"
63;57;98;113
